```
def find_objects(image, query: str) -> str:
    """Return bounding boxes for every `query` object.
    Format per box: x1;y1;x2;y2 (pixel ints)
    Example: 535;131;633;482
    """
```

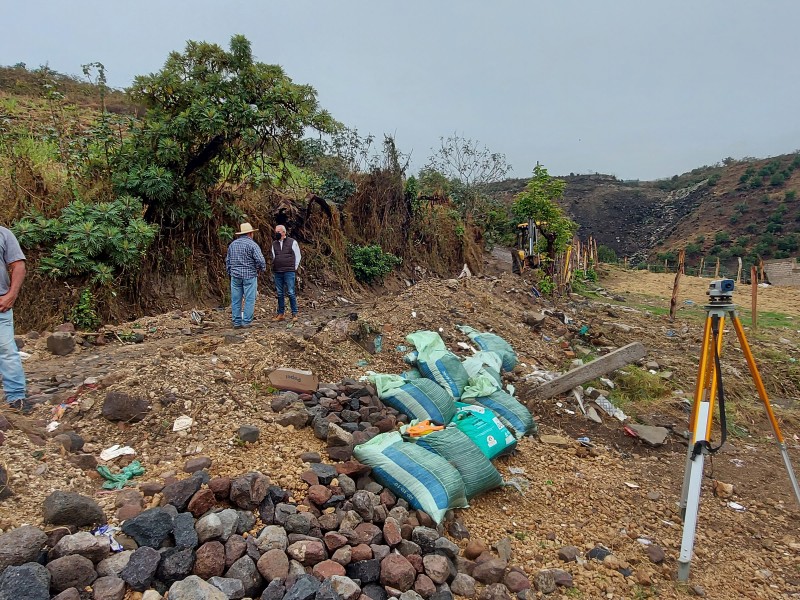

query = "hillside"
490;156;800;273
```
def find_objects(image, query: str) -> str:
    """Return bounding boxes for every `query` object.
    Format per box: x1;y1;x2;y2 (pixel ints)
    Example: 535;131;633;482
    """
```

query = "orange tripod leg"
731;314;800;504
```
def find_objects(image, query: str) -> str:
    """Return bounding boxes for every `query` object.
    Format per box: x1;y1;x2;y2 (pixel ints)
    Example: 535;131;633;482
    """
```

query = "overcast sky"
4;1;799;180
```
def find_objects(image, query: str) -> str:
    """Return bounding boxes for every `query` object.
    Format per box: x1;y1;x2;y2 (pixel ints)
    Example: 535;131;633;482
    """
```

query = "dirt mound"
2;266;799;598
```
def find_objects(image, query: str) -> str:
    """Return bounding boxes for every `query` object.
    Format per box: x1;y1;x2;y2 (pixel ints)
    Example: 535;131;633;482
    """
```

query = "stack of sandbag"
353;431;468;524
371;373;456;425
405;330;470;399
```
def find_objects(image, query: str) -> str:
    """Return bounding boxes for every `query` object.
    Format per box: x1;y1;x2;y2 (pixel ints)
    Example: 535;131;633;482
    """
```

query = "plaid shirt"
225;236;266;279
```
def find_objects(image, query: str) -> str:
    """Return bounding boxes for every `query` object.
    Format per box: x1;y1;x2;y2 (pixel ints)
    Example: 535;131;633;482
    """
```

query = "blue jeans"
0;309;26;402
274;271;298;315
231;277;258;327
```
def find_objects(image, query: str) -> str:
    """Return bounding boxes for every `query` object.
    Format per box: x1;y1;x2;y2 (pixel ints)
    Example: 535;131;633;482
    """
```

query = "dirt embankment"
2;263;800;599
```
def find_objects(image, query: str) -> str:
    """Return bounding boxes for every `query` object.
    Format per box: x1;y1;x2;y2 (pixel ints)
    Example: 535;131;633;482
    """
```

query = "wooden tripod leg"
731;313;800;505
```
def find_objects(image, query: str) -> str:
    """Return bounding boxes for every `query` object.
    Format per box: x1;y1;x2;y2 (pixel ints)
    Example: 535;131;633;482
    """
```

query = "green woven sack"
353;431;468;524
415;426;503;500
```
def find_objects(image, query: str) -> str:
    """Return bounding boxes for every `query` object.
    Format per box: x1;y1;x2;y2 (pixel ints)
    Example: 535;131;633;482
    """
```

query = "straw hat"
235;222;258;235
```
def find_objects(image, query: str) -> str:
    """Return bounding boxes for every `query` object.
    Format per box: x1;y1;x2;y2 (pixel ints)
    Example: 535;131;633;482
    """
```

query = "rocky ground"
1;256;800;600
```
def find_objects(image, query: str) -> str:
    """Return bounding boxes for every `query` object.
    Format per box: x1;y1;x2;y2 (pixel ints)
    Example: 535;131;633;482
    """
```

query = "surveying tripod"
677;279;800;581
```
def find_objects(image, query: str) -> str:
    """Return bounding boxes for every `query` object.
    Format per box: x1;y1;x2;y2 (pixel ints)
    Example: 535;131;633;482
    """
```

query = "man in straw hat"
225;222;266;328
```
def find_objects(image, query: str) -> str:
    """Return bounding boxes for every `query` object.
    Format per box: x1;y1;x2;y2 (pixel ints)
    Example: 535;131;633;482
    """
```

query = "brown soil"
2;259;800;599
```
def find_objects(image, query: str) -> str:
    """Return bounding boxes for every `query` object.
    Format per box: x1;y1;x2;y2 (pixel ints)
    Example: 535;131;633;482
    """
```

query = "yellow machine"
512;220;543;274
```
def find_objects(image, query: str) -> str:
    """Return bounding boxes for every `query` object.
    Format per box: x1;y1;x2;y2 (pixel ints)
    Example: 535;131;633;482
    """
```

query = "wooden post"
526;342;648;401
714;257;720;278
624;256;629;269
759;258;765;283
751;265;758;330
699;257;705;277
736;257;742;283
669;249;685;321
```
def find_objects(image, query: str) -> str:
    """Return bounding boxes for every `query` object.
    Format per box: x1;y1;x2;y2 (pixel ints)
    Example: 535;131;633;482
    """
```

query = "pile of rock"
0;458;563;600
268;380;405;463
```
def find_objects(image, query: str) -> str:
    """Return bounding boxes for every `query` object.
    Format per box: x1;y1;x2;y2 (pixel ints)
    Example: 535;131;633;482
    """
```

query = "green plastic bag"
451;403;516;459
458;325;518;372
462;351;503;387
354;431;468;524
371;373;456;425
406;331;469;399
415;426;503;500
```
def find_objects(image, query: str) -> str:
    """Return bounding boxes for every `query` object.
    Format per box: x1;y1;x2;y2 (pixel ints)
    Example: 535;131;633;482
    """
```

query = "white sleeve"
293;241;301;269
271;245;275;259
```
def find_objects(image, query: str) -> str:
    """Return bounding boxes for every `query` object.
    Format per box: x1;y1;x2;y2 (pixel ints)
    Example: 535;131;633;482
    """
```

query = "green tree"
113;35;338;226
512;163;578;273
597;245;617;263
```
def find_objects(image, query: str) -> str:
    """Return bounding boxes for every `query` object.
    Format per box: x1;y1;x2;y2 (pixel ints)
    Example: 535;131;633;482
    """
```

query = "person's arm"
254;243;267;273
293;240;301;270
0;260;25;312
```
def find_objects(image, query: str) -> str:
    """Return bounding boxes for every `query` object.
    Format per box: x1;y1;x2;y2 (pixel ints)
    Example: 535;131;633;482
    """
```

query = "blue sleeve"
254;243;266;272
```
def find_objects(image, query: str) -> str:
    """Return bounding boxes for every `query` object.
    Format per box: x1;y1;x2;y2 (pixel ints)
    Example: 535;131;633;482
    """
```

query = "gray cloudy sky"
4;1;799;180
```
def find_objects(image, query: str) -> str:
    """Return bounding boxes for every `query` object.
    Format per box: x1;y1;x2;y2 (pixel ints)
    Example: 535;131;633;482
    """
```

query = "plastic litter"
172;415;194;432
395;345;408;352
727;501;746;512
100;445;136;461
508;467;526;475
506;477;531;494
600;377;615;389
594;396;627;421
18;351;32;361
576;437;593;447
356;359;370;367
92;525;124;552
46;422;60;433
97;460;145;490
624;482;640;489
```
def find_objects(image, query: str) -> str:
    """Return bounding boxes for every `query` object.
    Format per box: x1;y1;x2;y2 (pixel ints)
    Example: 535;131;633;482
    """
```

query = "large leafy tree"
513;163;577;272
112;35;339;226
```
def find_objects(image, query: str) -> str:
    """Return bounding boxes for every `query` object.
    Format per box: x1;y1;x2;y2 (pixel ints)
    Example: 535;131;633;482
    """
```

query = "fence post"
751;265;758;330
714;258;720;278
699;258;705;277
669;249;686;321
737;257;742;283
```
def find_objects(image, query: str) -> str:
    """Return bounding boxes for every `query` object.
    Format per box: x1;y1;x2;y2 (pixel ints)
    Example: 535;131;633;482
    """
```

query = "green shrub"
714;231;731;244
750;177;764;189
728;244;746;257
597;245;617;263
736;235;750;246
685;242;702;256
347;244;402;284
695;234;706;243
770;172;787;187
786;190;797;201
707;173;721;186
729;215;739;224
745;223;758;233
734;202;749;213
320;171;357;205
766;222;784;234
68;288;100;330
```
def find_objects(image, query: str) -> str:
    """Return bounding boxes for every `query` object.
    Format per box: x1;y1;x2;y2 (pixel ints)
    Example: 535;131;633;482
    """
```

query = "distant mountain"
490;155;800;268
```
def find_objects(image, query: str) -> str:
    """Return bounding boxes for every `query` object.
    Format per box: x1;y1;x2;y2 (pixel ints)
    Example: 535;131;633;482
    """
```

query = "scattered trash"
506;476;531;494
578;325;590;336
99;445;136;461
172;415;194;432
190;310;203;325
624;482;640;489
572;389;586;415
373;335;383;353
684;299;695;305
595;396;628;422
636;538;653;546
508;467;526;475
457;341;477;352
729;458;746;468
268;367;319;393
600;377;615;389
666;330;676;337
356;359;370;367
395;345;408;352
92;525;124;552
458;264;472;279
727;501;746;512
411;311;417;318
97;460;145;490
576;437;593;447
46;422;59;433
